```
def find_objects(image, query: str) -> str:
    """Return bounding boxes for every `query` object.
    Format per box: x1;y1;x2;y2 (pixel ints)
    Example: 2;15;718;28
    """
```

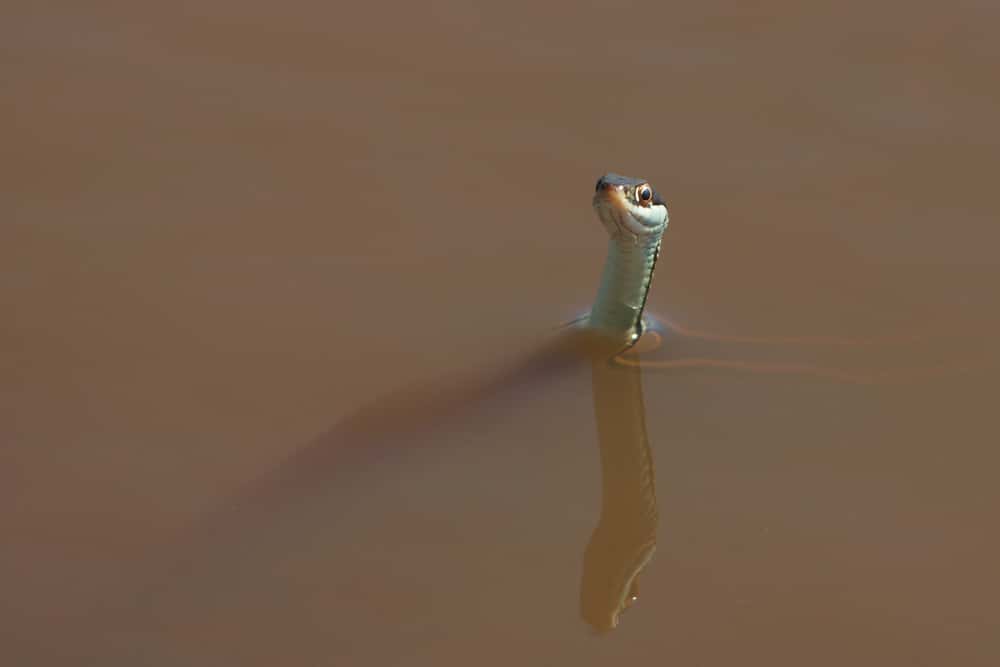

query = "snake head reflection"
580;525;657;632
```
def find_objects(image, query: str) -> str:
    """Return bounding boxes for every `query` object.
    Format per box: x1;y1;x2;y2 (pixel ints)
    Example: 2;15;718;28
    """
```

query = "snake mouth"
592;188;635;240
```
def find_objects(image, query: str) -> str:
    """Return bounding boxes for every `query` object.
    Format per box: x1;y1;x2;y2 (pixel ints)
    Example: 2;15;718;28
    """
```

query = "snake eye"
637;185;652;204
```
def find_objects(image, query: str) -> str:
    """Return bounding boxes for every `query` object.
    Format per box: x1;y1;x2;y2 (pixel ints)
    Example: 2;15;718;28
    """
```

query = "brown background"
4;2;999;665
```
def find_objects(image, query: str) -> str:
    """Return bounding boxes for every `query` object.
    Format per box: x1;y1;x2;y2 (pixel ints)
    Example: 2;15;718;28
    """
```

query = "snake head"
593;173;669;242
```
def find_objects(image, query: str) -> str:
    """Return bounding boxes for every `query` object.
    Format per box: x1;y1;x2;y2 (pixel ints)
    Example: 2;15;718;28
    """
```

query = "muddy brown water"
4;2;1000;665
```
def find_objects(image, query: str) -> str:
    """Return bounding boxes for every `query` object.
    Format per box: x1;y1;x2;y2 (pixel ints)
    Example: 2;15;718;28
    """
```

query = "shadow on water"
87;329;667;663
142;328;666;634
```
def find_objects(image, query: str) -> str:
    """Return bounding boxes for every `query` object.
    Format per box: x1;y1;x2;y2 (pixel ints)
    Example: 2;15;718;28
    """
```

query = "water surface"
4;2;1000;664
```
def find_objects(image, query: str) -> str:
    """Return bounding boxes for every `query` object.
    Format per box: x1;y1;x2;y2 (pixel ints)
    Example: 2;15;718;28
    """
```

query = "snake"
585;173;669;345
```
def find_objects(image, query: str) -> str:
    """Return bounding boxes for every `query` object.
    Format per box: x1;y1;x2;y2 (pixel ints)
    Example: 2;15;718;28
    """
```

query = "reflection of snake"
581;354;657;632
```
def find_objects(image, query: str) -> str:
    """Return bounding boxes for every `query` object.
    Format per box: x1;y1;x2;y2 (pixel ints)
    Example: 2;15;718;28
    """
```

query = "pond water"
5;2;1000;665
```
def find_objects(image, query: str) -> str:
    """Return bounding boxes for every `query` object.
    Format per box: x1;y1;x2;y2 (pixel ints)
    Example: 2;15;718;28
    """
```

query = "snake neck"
589;236;661;343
